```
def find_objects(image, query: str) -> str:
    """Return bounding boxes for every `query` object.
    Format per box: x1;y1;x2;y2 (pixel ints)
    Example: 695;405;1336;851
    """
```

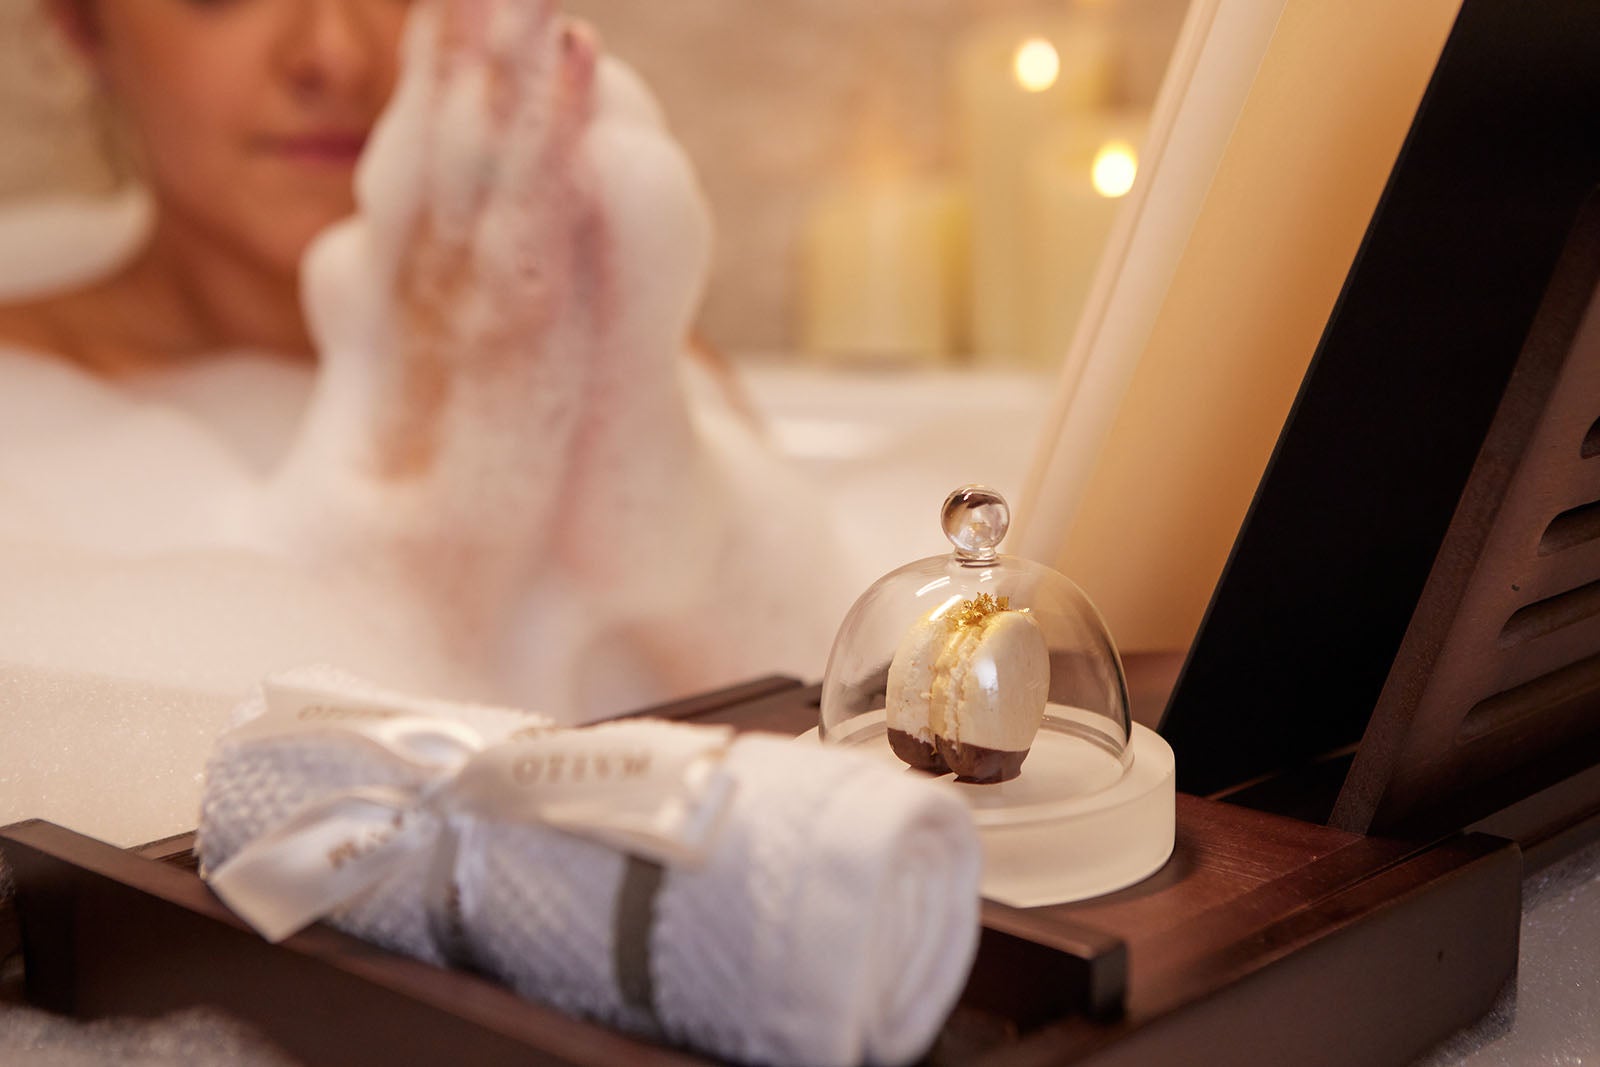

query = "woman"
0;0;846;844
0;0;408;374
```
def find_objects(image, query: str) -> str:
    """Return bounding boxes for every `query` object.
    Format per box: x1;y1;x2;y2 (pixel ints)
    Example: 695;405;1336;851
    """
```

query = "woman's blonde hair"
0;0;122;199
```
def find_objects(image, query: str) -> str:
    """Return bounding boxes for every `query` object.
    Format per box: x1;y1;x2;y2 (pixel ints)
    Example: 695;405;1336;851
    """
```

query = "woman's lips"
261;132;369;166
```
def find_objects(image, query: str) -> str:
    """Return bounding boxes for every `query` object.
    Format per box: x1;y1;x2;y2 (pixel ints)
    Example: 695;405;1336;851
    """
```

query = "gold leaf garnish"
949;592;1012;628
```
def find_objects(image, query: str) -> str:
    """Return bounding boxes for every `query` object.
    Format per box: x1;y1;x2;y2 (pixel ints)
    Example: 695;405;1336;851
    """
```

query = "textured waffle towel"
199;667;982;1067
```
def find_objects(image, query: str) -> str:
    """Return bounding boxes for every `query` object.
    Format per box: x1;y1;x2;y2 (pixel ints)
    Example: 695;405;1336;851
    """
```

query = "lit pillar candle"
800;178;967;362
956;15;1115;364
1025;116;1147;367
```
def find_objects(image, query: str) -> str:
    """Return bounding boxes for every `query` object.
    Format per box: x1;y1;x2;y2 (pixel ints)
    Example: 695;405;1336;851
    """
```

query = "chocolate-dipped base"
938;738;1029;784
887;728;949;774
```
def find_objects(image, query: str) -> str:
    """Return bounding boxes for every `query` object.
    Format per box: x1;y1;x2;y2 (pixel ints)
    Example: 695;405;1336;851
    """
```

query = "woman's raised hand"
272;0;745;705
301;0;604;479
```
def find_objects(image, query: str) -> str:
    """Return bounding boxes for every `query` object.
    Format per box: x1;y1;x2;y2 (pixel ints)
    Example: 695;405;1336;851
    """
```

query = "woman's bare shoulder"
0;285;147;373
0;295;73;357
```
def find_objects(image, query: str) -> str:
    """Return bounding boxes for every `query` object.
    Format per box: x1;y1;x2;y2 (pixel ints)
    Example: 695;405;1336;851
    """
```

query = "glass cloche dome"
819;486;1173;907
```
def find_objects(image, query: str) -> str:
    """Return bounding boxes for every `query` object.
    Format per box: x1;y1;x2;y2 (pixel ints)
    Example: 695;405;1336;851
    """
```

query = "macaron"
885;593;1049;782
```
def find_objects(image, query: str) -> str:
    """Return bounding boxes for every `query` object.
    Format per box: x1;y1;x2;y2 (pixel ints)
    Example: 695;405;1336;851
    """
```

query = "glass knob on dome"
942;485;1010;562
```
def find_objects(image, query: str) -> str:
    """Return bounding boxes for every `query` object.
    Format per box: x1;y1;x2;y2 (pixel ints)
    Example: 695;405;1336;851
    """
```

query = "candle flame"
1013;39;1061;93
1091;142;1138;198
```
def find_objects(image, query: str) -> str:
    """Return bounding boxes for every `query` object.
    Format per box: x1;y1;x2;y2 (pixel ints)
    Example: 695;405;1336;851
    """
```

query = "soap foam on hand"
273;0;855;714
0;0;851;847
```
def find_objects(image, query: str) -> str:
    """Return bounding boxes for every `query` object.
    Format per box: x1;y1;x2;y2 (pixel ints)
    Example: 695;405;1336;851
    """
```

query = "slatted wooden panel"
1333;192;1600;836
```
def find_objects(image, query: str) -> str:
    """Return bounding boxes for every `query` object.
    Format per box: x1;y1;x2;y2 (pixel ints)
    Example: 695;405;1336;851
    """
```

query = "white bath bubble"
125;354;314;476
0;535;488;845
0;1003;299;1067
0;343;850;848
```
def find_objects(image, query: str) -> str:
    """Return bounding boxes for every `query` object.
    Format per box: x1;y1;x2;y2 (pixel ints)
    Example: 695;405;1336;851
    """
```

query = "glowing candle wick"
1092;142;1139;199
1013;39;1061;93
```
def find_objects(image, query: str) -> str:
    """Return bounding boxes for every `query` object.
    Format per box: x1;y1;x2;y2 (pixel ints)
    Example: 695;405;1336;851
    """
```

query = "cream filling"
885;614;942;743
888;608;1049;752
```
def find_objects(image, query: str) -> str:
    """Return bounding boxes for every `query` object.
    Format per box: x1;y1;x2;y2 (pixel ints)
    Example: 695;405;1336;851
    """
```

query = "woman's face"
66;0;411;277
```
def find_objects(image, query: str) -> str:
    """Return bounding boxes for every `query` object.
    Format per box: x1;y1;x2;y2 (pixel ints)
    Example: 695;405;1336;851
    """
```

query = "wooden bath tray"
0;677;1522;1067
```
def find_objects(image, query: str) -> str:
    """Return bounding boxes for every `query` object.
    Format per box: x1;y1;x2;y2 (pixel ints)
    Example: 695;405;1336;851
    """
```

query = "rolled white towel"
199;665;545;966
199;669;982;1067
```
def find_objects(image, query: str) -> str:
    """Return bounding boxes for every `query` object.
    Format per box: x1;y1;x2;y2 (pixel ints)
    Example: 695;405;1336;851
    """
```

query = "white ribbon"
206;679;737;944
207;788;435;943
448;726;738;867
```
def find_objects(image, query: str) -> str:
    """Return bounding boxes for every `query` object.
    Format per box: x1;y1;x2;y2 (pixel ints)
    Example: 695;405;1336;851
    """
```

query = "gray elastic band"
613;855;666;1025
